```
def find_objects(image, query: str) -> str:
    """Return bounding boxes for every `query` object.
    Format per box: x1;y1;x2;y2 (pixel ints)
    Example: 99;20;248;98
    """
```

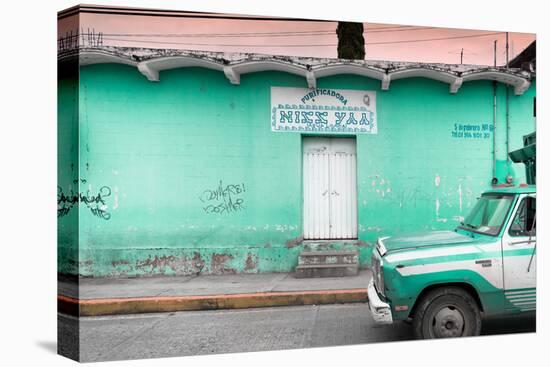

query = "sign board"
271;87;377;134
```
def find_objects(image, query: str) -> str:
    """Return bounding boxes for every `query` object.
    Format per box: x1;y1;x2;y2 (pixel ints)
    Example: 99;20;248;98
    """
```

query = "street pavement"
59;303;536;362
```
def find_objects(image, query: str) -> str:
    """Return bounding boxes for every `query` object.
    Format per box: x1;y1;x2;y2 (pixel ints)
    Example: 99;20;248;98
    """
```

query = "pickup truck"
368;185;536;338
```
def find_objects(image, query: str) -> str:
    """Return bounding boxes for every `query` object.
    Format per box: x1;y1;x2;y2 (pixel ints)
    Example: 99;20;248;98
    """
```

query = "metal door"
303;137;357;239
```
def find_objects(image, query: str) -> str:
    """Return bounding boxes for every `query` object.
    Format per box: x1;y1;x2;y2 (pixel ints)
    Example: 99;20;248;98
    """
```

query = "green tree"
336;22;365;60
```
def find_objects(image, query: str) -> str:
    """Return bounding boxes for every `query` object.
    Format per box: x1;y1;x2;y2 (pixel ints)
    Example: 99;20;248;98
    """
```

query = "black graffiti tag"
57;183;112;220
200;180;245;215
203;198;245;215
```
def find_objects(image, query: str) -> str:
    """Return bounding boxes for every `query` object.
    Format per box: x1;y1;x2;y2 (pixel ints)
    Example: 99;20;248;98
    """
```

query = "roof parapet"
66;46;533;95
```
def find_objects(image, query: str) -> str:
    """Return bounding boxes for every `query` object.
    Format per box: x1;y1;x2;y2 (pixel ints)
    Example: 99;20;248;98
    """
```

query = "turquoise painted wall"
58;63;535;277
58;62;80;276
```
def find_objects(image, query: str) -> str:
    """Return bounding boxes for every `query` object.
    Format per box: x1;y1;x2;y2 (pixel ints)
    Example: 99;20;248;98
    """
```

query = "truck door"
501;194;536;312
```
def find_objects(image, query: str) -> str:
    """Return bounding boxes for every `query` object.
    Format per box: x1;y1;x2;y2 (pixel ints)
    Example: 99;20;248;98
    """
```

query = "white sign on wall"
270;87;377;134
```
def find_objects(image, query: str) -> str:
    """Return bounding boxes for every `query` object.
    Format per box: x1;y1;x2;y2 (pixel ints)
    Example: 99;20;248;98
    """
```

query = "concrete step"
298;250;358;266
294;263;359;278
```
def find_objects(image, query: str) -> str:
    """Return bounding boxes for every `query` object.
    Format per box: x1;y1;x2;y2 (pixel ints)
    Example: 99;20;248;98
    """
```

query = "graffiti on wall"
57;179;112;220
199;180;246;214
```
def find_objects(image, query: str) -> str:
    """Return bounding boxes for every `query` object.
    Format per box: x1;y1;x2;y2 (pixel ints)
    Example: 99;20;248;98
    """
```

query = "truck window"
459;195;514;236
509;197;536;237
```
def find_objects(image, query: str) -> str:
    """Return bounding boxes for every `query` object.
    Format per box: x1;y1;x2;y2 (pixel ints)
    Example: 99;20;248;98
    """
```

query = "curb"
58;288;368;316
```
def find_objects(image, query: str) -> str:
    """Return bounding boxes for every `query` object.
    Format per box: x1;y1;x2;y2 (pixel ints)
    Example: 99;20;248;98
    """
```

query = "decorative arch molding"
78;50;137;67
75;50;532;95
228;60;310;85
461;70;531;95
388;68;463;93
311;63;387;89
136;56;224;82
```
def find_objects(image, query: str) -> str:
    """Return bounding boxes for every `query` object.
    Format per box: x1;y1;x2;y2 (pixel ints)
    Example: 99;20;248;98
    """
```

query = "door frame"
301;134;358;240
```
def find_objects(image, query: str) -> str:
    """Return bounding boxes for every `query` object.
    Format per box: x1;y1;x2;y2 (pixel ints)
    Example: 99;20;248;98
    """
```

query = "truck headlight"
371;252;385;297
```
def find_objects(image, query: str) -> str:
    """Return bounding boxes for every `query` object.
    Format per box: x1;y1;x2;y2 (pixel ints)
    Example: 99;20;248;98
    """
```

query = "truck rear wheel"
412;287;481;339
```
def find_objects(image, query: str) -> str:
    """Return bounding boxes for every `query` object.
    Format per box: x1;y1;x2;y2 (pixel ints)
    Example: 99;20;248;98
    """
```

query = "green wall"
58;63;535;277
58;60;80;276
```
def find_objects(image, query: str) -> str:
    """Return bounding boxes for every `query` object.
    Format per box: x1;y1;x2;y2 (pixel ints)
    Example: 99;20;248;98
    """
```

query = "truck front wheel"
412;287;482;339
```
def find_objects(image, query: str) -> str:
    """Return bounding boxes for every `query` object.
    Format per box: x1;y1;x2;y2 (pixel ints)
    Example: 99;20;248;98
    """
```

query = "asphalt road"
58;304;536;362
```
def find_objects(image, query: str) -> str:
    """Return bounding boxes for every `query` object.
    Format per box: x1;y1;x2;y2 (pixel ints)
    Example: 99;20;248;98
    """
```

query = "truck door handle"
508;239;536;246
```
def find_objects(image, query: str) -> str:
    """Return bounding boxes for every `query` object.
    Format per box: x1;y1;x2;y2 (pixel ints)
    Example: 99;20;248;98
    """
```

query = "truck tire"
412;287;482;339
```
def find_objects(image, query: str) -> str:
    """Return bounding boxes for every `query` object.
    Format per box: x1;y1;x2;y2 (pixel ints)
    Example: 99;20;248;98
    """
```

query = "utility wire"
366;32;503;45
98;26;435;38
99;31;504;48
101;30;336;37
368;26;436;33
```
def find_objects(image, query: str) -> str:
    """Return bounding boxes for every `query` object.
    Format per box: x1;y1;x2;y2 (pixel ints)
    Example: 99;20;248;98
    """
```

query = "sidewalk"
58;270;371;316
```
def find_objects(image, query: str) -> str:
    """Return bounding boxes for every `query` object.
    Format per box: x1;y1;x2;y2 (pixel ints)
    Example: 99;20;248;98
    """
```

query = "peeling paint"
135;255;177;272
453;215;465;223
275;224;296;232
458;184;463;212
285;236;304;248
210;253;235;274
113;186;119;210
355;240;371;248
191;252;206;275
131;252;206;276
111;260;129;267
244;253;258;272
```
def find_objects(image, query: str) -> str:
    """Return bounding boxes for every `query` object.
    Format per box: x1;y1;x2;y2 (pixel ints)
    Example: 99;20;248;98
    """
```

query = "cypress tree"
336;22;365;60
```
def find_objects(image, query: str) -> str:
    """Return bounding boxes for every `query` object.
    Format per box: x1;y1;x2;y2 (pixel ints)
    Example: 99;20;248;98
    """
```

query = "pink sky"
58;8;535;66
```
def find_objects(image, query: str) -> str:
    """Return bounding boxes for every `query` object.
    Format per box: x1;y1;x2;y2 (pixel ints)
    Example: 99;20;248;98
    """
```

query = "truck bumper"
367;280;393;324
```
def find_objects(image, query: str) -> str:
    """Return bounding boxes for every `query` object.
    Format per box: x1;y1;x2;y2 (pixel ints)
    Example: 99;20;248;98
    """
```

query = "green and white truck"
368;133;536;338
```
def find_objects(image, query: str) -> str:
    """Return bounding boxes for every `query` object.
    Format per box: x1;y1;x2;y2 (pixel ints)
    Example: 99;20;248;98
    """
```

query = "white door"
502;194;536;312
303;137;357;239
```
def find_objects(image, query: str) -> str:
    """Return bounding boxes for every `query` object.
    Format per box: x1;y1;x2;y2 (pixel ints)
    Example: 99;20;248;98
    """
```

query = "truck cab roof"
483;185;536;195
